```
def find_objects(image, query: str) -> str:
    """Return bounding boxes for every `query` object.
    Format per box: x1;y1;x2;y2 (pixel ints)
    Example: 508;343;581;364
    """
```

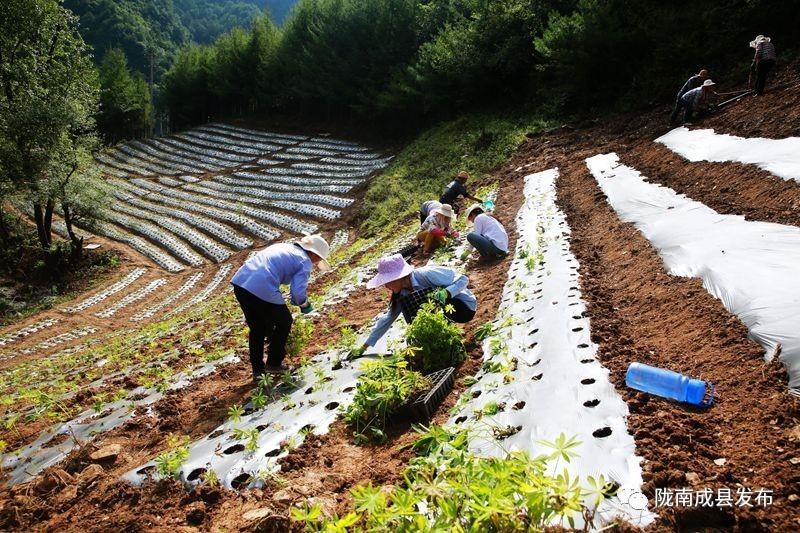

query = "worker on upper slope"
750;34;776;96
674;79;718;124
440;171;484;214
351;254;477;356
464;204;509;260
417;203;459;254
231;235;330;380
670;69;709;123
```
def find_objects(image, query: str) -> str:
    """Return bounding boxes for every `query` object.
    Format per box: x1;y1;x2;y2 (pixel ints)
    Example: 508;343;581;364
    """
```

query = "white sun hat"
432;204;455;219
298;234;331;272
464;203;484;221
702;79;716;87
750;35;770;48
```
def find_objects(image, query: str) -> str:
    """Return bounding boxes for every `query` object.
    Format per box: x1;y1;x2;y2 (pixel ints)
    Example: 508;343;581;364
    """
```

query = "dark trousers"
445;297;475;323
670;95;684;123
755;59;775;95
467;232;506;259
233;286;292;373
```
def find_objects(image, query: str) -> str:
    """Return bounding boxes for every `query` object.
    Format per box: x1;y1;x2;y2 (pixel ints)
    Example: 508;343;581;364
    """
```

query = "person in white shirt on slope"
464;204;508;261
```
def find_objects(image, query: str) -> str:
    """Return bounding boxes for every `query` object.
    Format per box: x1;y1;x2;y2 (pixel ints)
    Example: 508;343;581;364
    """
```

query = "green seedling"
228;404;244;423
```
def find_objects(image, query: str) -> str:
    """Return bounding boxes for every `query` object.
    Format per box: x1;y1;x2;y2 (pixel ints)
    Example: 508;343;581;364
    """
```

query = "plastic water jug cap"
685;378;711;406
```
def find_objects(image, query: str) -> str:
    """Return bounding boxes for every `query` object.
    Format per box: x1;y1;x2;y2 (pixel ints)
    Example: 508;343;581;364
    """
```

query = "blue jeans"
467;232;506;259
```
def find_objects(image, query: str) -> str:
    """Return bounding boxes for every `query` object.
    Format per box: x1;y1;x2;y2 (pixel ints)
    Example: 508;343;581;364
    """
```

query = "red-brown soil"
1;62;799;532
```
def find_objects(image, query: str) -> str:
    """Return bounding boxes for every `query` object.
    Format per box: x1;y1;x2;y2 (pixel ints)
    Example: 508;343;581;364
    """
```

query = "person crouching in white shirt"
465;204;509;260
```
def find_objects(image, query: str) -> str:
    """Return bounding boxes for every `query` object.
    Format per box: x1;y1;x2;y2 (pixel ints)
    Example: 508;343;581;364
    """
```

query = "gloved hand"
433;288;449;304
451;231;460;239
430;227;446;238
348;345;367;360
300;302;314;314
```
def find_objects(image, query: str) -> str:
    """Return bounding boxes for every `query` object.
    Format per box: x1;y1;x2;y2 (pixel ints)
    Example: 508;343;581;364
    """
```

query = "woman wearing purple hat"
351;254;477;356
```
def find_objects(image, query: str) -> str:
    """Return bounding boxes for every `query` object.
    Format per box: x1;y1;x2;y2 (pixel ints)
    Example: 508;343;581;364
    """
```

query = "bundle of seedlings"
343;350;429;443
405;301;466;372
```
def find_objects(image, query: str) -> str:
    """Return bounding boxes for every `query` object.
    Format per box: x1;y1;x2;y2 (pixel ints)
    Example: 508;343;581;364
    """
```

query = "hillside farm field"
1;87;799;532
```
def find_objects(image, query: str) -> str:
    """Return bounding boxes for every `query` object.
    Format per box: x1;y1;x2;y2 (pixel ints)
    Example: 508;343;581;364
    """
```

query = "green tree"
0;0;103;251
98;48;153;142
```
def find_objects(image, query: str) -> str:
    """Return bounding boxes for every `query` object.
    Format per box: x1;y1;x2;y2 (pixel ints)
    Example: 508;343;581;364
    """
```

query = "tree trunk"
0;203;10;246
44;199;54;247
33;203;49;249
62;203;83;262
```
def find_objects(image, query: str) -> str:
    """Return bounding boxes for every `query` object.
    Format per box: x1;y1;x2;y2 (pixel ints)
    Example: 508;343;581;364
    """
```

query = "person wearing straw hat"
464;204;508;260
439;171;484;214
750;35;776;96
675;79;718;124
417;203;459;254
418;199;442;224
231;234;331;379
670;69;709;124
351;254;477;356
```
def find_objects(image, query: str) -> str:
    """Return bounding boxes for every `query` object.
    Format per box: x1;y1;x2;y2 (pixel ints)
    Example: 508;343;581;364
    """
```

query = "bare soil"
1;61;799;532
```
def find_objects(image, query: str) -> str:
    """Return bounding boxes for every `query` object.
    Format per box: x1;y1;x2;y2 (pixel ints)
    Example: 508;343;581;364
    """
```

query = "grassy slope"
361;113;549;236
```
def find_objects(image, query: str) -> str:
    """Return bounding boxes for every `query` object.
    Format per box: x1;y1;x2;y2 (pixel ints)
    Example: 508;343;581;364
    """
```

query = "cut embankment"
587;153;800;392
656;127;800;182
448;169;652;527
555;153;798;531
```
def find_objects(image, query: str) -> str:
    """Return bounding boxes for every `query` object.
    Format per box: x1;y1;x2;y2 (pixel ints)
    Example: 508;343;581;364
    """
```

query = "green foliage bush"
405;302;466;373
294;425;615;531
343;354;428;443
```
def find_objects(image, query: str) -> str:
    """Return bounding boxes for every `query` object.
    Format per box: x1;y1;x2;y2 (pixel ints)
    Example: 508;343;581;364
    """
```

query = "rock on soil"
90;443;123;463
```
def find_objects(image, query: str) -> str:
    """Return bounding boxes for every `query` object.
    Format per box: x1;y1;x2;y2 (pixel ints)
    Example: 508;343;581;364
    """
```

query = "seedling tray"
408;367;456;422
395;243;420;258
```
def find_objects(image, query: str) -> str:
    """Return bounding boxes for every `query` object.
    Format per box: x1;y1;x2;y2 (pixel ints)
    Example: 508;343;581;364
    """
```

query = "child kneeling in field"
465;204;508;260
417;203;458;254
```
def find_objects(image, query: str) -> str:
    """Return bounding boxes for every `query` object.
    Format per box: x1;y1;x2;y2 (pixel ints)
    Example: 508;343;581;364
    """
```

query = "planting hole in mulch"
472;390;481;398
265;448;281;458
513;401;526;410
325;402;339;411
581;378;595;385
584;399;600;408
593;427;613;438
187;468;206;481
455;416;468;424
224;444;245;455
209;430;224;438
581;359;595;364
231;473;251;489
531;373;543;381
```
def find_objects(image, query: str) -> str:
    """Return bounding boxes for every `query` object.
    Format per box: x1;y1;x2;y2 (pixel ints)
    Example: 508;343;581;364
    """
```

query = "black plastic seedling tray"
395;243;420;258
408;367;456;421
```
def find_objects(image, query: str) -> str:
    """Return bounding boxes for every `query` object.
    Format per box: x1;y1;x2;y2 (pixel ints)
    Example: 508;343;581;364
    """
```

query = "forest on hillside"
160;0;799;133
64;0;298;74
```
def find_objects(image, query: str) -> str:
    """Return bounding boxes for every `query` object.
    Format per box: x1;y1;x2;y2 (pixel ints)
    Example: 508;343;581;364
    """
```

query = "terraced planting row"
85;123;389;270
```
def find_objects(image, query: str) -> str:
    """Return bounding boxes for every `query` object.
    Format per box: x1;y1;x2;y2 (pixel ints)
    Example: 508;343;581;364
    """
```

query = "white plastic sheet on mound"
656;127;800;182
2;353;240;486
587;153;800;391
448;169;653;528
123;319;406;490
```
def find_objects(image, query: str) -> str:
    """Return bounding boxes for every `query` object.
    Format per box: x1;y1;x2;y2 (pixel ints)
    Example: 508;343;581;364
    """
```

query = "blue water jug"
482;199;495;211
625;363;714;407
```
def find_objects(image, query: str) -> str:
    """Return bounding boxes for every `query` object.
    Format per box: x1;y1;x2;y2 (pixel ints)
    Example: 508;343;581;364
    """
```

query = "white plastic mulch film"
123;319;406;490
587;153;800;392
3;353;240;486
656;127;800;182
448;169;653;527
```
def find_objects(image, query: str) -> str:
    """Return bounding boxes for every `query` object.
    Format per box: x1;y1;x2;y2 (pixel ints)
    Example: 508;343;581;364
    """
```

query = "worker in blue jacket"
231;235;330;379
351;254;477;357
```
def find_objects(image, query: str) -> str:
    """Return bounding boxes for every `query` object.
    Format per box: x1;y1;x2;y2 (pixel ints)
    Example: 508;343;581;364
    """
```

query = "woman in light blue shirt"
231;235;330;379
357;254;476;352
